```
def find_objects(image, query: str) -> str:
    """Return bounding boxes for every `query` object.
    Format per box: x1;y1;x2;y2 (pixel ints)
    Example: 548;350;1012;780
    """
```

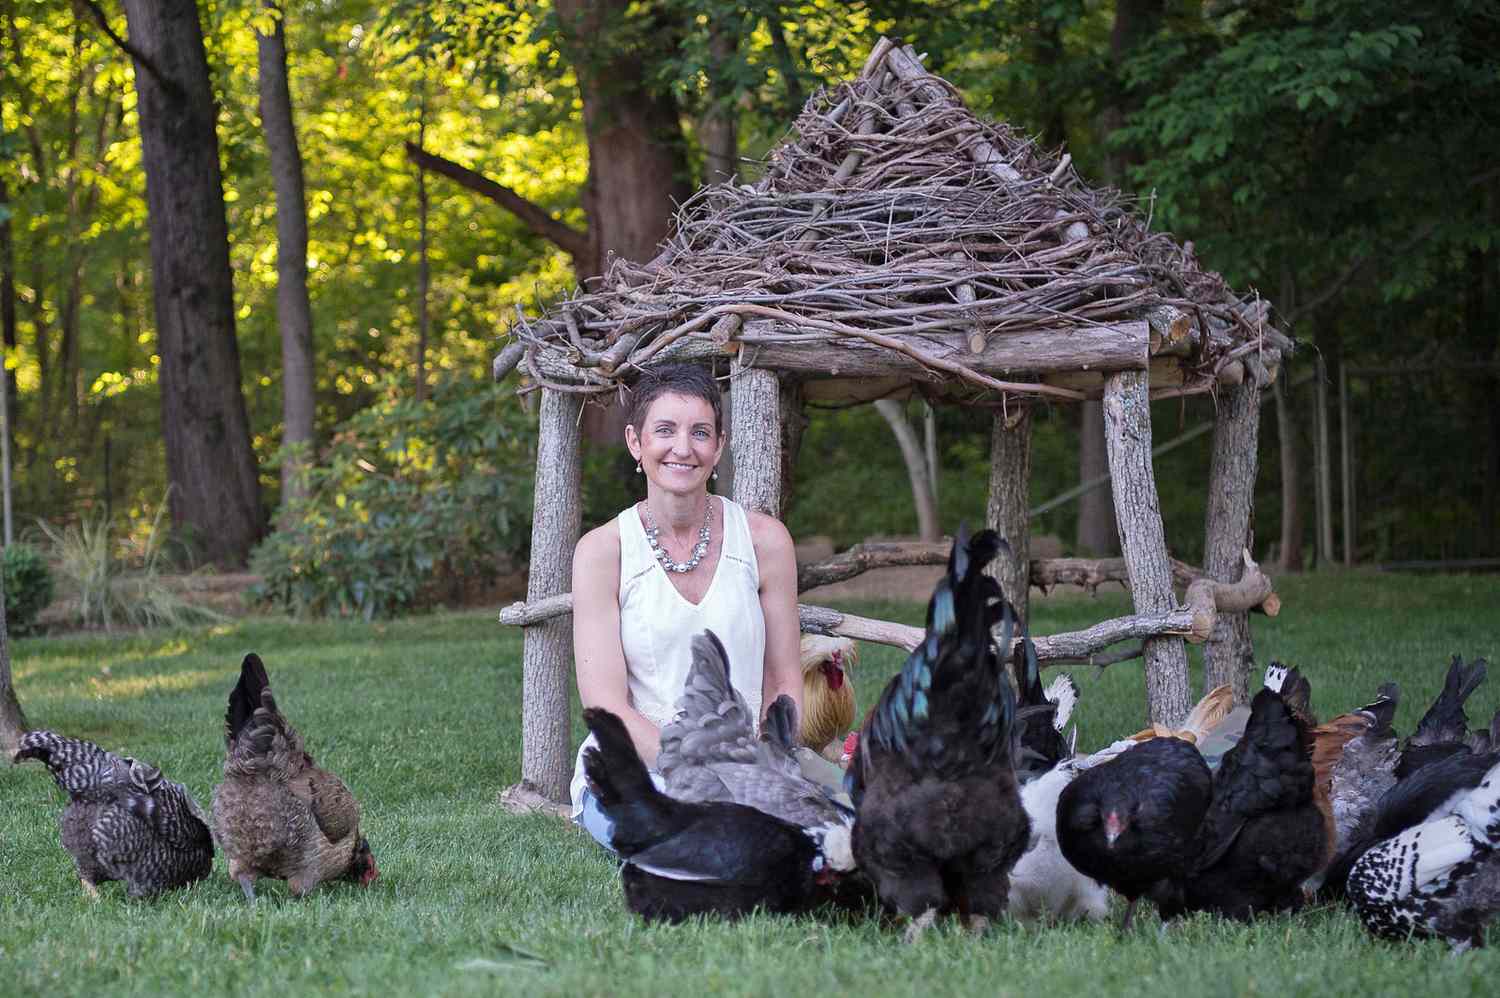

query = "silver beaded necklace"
641;498;712;574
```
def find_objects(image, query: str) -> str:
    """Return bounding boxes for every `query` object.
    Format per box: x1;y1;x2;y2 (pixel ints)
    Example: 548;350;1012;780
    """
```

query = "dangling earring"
635;461;643;474
711;467;719;481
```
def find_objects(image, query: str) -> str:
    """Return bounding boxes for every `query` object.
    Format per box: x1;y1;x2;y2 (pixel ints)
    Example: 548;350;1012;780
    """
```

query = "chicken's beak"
1104;811;1124;848
361;860;380;886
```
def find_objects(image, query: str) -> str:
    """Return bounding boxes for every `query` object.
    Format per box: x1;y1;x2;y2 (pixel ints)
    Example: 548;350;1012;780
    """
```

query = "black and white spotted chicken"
13;730;215;898
1348;756;1500;949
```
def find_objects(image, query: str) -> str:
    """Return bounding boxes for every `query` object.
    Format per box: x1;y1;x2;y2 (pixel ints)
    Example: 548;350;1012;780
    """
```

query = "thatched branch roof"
499;38;1291;406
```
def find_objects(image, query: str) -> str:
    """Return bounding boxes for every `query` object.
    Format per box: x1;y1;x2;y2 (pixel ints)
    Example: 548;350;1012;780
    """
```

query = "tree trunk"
700;23;738;185
1273;376;1305;572
0;176;15;543
875;398;940;541
122;0;263;567
1202;380;1261;704
777;377;805;521
0;567;25;754
1076;401;1118;555
415;90;430;403
554;0;691;276
521;389;582;802
255;1;316;504
987;405;1032;625
1103;369;1190;726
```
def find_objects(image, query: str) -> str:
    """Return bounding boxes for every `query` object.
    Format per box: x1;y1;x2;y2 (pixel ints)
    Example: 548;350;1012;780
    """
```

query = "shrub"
250;377;535;619
3;543;55;634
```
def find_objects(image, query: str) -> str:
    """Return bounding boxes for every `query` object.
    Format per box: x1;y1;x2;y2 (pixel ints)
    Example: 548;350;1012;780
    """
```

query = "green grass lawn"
2;571;1498;996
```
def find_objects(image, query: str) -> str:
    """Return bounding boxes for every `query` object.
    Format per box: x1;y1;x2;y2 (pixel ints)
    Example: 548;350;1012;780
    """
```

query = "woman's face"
626;392;724;497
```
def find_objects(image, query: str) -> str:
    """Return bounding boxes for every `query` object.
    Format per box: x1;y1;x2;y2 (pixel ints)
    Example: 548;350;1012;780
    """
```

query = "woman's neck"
644;488;709;535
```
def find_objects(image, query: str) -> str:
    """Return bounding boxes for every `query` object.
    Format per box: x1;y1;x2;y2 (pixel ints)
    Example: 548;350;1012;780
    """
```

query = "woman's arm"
572;523;663;766
749;511;804;726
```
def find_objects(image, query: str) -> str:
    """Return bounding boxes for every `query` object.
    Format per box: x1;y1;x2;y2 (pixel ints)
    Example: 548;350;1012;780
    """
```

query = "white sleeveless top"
568;496;765;814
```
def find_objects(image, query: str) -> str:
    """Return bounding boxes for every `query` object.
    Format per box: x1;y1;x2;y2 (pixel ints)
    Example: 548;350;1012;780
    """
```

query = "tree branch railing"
499;549;1277;666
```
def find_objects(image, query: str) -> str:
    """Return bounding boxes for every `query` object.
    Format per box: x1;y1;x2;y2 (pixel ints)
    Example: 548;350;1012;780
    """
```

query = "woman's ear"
624;422;642;461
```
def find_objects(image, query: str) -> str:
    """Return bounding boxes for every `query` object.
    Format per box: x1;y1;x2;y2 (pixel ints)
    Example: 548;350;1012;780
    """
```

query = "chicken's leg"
966;914;991;936
80;877;100;901
1119;897;1139;933
237;875;257;903
902;907;938;944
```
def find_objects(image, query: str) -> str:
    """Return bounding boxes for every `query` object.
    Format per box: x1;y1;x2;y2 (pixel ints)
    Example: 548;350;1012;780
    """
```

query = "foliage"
31;496;227;632
3;576;1499;993
2;543;55;635
249;377;535;618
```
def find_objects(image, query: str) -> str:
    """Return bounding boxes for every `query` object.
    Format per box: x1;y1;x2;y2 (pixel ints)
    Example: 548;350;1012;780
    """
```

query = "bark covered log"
1202;378;1263;702
121;0;263;568
731;363;783;516
1104;368;1190;725
987;405;1032;624
518;389;582;803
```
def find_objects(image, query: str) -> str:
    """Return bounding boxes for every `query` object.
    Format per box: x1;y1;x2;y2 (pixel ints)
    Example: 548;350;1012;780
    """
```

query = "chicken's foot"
1119;897;1139;933
902;907;938;945
80;878;100;902
966;914;991;936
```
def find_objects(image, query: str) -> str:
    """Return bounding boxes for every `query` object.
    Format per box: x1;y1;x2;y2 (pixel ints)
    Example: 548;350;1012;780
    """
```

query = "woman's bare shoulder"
575;518;622;569
743;508;794;557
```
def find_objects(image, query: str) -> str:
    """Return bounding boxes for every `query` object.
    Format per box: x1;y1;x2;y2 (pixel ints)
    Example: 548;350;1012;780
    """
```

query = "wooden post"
986;403;1032;625
519;388;582;803
1202;378;1261;704
731;363;784;516
1103;370;1190;726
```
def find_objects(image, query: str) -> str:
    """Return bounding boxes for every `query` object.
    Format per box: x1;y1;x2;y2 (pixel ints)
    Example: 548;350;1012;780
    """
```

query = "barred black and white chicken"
1348;755;1500;949
846;526;1030;941
13;730;214;898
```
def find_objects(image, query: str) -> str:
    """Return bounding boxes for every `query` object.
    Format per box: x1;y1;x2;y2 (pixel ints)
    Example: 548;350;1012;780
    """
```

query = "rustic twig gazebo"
496;39;1291;804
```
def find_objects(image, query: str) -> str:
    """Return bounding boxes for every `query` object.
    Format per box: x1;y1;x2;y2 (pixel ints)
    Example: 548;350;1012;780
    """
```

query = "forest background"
3;0;1497;624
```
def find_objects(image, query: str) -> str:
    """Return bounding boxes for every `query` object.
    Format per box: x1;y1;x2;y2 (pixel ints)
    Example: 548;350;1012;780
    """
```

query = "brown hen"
211;654;378;902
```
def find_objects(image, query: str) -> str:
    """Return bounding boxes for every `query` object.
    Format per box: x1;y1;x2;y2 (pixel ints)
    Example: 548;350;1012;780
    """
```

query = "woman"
569;363;803;847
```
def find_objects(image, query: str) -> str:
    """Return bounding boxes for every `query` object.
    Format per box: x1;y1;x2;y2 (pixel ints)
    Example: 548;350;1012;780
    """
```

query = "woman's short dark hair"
625;363;723;435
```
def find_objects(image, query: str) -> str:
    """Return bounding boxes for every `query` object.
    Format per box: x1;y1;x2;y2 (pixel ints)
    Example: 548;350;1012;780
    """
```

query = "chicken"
1178;684;1326;920
13;730;213;898
1323;747;1499;899
800;633;858;759
1326;683;1401;863
1008;757;1109;923
1011;622;1074;784
1056;735;1212;930
656;629;854;849
1348;754;1500;949
211;653;378;901
846;526;1030;941
1398;655;1487;779
582;706;852;922
1126;683;1236;750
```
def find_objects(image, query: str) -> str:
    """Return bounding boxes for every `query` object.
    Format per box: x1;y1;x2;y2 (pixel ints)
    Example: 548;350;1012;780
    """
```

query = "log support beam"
731;362;784;516
516;389;581;804
1103;369;1190;726
1202;377;1264;703
987;404;1032;625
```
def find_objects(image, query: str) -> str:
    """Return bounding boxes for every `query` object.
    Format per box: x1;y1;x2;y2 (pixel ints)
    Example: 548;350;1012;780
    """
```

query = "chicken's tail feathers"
582;708;658;808
13;730;114;795
225;653;273;746
1043;673;1079;734
763;695;799;752
1412;655;1487;747
1359;683;1401;737
1180;685;1236;744
1263;661;1315;727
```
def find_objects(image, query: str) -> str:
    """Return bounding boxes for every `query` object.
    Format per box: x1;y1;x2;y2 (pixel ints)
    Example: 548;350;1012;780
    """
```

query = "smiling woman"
567;364;804;849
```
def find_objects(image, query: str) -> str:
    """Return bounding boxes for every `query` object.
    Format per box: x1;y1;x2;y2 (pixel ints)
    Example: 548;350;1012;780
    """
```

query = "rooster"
800;634;858;760
1177;682;1326;920
1057;735;1213;930
13;731;214;899
656;629;854;845
846;526;1030;941
1348;754;1500;949
582;706;852;922
211;654;378;901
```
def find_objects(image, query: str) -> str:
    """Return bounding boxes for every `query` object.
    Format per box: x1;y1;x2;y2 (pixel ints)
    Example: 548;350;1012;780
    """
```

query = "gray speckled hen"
13;730;213;898
212;654;378;901
656;630;853;866
1348;756;1500;949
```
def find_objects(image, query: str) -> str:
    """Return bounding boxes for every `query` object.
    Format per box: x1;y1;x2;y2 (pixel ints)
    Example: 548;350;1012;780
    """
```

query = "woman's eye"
693;429;709;439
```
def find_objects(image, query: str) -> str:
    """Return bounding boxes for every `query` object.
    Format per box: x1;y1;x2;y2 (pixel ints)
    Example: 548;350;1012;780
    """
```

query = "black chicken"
581;707;850;923
1178;685;1326;920
1011;620;1072;784
1056;735;1212;930
13;730;214;898
1397;655;1487;779
846;526;1030;941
